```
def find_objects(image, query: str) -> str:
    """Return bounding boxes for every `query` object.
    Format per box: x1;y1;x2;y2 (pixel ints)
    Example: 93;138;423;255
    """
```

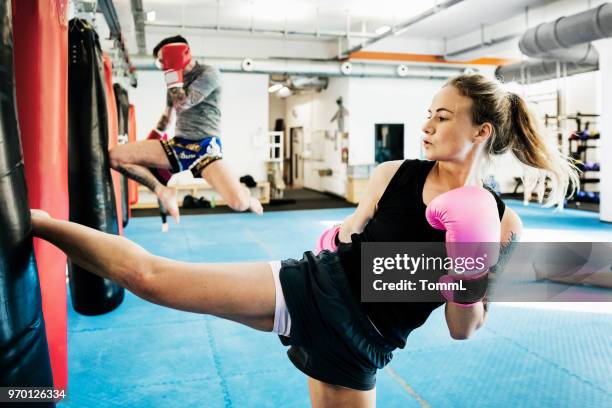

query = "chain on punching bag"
67;18;124;315
0;0;55;401
113;83;131;228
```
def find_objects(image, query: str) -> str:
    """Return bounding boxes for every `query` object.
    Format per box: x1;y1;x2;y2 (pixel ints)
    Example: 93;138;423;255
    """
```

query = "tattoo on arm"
115;163;161;192
168;88;187;104
484;231;520;312
168;87;205;111
156;114;170;131
490;231;519;276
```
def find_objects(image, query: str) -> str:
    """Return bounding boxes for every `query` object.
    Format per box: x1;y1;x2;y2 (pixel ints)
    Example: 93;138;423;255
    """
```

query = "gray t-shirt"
174;62;221;140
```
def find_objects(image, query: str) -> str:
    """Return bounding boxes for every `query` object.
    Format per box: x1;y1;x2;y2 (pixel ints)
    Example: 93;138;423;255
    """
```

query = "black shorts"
278;251;394;391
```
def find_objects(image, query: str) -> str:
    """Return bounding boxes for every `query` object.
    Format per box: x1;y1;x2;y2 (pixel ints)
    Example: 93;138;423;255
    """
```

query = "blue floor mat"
59;203;612;407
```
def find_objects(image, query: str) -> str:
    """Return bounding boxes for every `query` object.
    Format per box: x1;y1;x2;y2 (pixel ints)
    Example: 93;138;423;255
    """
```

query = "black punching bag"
0;0;55;399
67;18;124;315
113;83;130;228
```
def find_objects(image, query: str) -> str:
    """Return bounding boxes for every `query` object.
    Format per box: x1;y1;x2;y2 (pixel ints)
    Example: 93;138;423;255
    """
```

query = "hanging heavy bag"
0;0;55;399
67;18;124;315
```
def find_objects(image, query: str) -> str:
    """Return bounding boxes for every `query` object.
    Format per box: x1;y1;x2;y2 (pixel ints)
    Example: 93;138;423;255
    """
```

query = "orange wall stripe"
349;51;517;66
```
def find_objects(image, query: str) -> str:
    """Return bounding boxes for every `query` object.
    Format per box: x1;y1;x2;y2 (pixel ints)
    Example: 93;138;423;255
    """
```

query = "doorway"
286;127;304;187
375;124;404;163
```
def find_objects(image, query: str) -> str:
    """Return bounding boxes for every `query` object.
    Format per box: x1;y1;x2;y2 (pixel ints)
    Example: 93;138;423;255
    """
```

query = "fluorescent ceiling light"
268;83;283;93
375;25;391;35
146;11;156;22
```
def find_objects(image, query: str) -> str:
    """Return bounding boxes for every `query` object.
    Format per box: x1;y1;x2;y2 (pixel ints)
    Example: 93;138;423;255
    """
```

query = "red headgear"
156;43;192;71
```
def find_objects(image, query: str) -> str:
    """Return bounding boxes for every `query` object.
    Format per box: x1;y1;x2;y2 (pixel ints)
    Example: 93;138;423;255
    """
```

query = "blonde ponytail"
505;92;580;207
447;74;580;207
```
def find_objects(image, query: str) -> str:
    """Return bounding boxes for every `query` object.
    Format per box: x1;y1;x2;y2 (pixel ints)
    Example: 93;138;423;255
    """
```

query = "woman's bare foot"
249;197;263;215
30;209;52;232
155;186;180;224
31;209;51;219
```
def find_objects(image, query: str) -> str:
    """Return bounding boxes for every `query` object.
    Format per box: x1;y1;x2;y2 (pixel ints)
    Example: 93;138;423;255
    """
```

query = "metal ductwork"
500;3;612;84
145;22;379;40
495;59;597;85
130;0;147;55
519;3;612;57
531;43;599;65
133;56;468;79
288;76;329;91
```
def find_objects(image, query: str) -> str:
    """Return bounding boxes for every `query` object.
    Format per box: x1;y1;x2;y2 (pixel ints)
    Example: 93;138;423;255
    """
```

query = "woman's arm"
338;160;402;242
444;207;523;339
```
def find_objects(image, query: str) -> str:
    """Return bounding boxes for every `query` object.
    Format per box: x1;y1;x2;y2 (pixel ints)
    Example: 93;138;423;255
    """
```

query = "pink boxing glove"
315;225;341;255
157;43;192;89
426;186;501;306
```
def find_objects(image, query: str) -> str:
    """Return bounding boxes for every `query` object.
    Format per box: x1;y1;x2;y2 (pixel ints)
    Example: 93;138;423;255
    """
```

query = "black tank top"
337;159;505;349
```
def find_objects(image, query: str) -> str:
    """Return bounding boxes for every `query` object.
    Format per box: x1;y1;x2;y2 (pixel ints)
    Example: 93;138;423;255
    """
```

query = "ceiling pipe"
130;0;147;55
495;59;597;85
535;43;599;65
498;3;612;84
98;0;121;39
340;0;466;58
132;56;468;79
97;0;137;86
145;22;379;40
519;3;612;57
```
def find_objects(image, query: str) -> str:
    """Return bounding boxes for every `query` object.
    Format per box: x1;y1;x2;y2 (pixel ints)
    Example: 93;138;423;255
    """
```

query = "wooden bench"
132;181;270;209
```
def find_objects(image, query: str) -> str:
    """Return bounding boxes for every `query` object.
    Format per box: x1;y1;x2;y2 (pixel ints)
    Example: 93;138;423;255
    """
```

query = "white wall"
284;77;350;195
347;77;445;165
129;65;602;200
310;78;350;196
130;69;269;182
369;37;445;55
269;93;286;131
146;29;337;60
283;76;448;194
220;73;269;181
131;71;168;140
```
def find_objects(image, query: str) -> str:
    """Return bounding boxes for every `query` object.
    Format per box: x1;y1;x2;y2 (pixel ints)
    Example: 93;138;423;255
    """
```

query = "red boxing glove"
146;128;167;141
426;186;501;306
158;43;192;89
315;225;341;255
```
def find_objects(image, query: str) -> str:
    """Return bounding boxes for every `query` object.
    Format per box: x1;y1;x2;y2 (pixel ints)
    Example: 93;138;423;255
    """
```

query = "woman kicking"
31;73;577;407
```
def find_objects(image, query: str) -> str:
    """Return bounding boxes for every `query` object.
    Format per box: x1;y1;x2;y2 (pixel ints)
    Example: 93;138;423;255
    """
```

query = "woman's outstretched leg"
31;212;276;330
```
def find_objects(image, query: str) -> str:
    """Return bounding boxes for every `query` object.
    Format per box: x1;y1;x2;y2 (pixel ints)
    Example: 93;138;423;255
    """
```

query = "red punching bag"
127;104;139;209
102;53;124;235
12;0;69;394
